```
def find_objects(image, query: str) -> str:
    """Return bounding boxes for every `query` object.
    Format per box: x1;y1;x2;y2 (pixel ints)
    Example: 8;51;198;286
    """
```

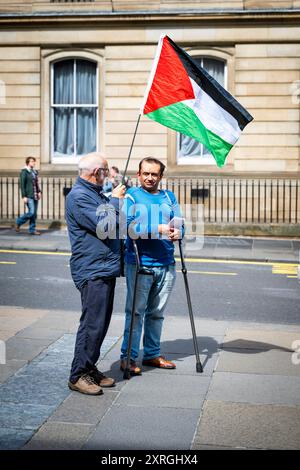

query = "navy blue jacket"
66;176;121;289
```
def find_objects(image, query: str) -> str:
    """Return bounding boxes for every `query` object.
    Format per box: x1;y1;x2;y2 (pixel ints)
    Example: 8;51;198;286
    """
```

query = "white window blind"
51;59;98;162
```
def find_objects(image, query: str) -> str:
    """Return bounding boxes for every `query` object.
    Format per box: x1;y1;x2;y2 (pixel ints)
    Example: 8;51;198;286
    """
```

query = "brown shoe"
89;369;115;388
29;231;41;236
142;356;176;369
15;225;20;233
120;359;142;376
68;373;103;395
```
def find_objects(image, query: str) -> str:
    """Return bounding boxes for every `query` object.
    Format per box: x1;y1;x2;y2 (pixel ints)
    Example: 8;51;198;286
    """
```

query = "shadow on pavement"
221;339;292;353
100;336;293;383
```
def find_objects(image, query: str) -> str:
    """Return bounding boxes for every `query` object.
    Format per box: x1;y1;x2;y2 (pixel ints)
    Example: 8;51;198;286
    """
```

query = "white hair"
78;152;106;176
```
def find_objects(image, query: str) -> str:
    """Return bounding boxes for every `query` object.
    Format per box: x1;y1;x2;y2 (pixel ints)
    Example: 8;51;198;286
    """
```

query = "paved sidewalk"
0;226;299;262
1;228;299;449
0;306;300;450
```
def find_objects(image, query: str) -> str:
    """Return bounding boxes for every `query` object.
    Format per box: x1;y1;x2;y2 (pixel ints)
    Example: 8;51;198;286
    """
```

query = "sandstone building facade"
0;1;299;178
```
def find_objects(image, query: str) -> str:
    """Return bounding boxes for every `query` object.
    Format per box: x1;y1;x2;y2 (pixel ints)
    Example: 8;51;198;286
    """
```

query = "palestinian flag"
142;35;253;168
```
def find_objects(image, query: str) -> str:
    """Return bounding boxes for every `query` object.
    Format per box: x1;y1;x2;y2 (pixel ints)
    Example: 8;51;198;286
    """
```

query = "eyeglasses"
97;167;109;173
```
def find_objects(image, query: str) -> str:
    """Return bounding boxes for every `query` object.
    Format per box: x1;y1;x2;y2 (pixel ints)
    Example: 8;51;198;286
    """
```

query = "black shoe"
89;368;115;387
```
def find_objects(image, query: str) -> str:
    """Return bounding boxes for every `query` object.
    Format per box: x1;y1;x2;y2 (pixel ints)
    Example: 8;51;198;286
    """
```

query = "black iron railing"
0;176;299;225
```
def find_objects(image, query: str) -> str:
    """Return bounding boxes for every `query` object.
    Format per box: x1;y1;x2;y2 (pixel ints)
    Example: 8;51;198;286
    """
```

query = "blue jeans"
16;198;38;233
120;263;176;361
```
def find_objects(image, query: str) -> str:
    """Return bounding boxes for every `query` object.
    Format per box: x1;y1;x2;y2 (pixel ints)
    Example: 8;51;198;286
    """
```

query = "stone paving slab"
0;307;48;333
142;352;218;377
160;335;223;355
15;358;70;379
115;373;210;409
106;316;128;337
100;337;124;364
15;326;65;341
192;400;300;450
23;422;94;450
160;317;229;337
0;403;57;430
34;314;79;333
6;337;54;362
97;333;219;378
0;359;28;383
31;333;119;367
216;348;300;376
95;359;132;392
84;405;200;450
0;428;35;450
0;306;49;318
0;333;120;450
48;390;118;425
0;330;18;341
99;349;217;380
0;317;41;333
0;368;70;406
207;372;300;406
222;329;299;352
34;338;75;366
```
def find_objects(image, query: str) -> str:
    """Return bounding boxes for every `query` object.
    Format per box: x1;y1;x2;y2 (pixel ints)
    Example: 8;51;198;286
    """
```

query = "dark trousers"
69;277;116;383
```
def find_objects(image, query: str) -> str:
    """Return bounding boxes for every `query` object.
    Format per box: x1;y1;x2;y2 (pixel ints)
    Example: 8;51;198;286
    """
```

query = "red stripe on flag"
144;37;195;114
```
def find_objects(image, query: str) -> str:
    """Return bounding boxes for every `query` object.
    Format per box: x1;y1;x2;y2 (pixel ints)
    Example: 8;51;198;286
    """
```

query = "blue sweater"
123;186;183;266
66;176;121;289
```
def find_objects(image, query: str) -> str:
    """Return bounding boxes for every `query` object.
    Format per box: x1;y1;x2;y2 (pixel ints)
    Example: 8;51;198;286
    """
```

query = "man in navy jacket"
66;152;125;395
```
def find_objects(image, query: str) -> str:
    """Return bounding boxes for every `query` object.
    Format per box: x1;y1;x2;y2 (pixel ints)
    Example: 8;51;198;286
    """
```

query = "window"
51;59;98;162
177;57;225;165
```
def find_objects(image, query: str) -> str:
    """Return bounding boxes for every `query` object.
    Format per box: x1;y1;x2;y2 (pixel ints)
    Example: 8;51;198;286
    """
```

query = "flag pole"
120;113;141;278
123;239;140;380
122;114;141;183
178;239;203;373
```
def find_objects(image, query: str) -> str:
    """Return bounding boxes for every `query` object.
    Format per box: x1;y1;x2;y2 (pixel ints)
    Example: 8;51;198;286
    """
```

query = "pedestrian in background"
103;166;122;196
66;152;126;396
15;156;41;235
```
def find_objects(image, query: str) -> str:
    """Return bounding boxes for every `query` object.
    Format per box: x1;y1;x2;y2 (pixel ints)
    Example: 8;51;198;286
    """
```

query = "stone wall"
0;6;299;176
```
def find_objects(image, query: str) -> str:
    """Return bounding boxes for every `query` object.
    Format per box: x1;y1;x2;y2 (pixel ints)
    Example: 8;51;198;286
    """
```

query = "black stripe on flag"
167;36;253;131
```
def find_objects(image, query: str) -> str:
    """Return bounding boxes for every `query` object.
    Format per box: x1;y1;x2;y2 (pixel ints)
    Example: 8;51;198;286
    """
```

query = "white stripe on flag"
183;78;241;145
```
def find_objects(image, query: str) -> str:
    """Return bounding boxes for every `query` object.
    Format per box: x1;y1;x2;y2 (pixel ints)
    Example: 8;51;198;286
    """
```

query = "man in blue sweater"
66;152;125;395
120;157;183;376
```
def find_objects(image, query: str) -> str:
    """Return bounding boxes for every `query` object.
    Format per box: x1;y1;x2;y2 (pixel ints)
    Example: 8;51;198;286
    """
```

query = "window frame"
50;58;99;163
167;47;235;175
177;56;227;166
41;49;104;171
